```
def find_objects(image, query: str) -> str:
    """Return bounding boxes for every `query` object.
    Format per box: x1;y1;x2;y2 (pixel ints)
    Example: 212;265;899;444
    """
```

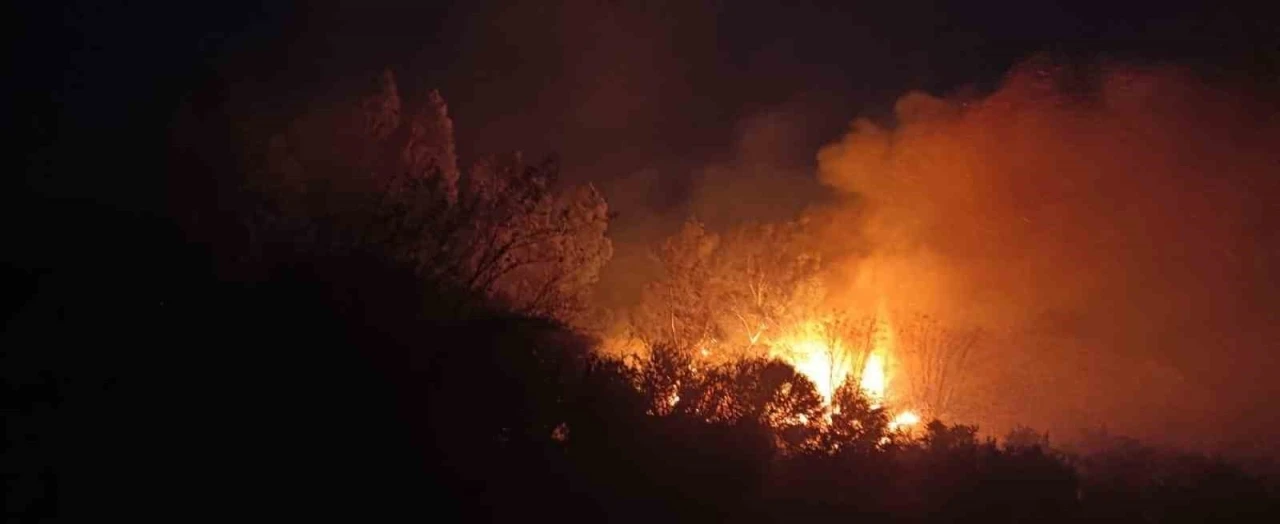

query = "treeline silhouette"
6;187;1278;522
5;74;1278;522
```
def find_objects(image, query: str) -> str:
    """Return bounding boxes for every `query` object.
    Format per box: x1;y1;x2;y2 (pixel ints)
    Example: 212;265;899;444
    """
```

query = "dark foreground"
4;197;1278;523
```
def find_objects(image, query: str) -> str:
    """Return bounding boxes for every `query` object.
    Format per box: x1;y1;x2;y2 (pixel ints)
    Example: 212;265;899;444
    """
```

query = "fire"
859;351;887;404
656;297;927;432
889;410;920;431
785;337;848;404
862;300;896;403
767;315;928;436
771;309;898;408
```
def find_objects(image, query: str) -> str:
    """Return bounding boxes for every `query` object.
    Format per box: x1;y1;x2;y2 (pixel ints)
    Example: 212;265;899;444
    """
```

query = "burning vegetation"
236;59;1280;452
609;213;982;438
112;57;1278;521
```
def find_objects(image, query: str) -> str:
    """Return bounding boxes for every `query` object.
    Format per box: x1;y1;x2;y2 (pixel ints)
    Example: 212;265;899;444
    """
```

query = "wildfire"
653;298;927;431
771;310;898;408
889;410;920;431
762;305;927;434
860;351;887;405
785;337;849;404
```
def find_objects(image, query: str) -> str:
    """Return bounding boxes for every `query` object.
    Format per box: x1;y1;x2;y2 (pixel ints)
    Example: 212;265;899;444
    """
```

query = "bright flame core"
889;410;920;431
785;337;848;404
767;322;924;436
771;313;897;408
860;352;887;404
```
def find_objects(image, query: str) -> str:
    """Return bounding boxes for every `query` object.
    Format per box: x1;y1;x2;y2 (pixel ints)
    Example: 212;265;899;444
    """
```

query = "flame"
770;306;900;408
860;352;887;403
785;337;848;404
889;410;920;431
861;303;895;405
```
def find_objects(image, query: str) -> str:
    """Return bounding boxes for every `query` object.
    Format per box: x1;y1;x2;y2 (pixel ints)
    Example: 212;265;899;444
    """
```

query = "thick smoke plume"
815;58;1280;450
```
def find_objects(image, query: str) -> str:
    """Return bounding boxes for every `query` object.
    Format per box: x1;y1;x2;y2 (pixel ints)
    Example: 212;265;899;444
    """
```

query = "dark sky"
11;0;1277;215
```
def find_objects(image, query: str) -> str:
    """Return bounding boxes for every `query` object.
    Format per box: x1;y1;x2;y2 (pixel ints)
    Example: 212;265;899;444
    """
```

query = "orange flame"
786;337;847;404
889;410;920;431
860;351;887;404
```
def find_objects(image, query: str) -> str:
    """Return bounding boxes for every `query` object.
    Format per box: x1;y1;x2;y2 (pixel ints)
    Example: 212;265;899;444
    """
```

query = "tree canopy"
245;70;612;323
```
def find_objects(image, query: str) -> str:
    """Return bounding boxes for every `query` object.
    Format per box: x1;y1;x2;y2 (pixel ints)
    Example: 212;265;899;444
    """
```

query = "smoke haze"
419;2;1280;449
816;60;1280;450
42;0;1278;453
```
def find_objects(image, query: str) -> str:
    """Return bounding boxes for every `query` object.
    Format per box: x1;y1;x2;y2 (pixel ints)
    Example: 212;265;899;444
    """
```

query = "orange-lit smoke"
814;58;1280;448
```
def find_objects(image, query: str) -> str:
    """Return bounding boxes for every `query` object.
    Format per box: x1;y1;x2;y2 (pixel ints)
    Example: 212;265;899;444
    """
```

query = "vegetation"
5;70;1278;522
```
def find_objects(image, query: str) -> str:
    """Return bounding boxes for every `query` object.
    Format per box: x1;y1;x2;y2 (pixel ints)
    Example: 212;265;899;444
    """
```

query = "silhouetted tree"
632;219;824;361
632;220;721;352
893;313;982;420
1004;424;1052;450
825;381;891;453
247;69;612;323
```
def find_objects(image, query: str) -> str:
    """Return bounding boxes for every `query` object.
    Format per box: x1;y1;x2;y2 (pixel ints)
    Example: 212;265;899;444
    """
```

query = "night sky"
11;1;1277;213
10;0;1275;317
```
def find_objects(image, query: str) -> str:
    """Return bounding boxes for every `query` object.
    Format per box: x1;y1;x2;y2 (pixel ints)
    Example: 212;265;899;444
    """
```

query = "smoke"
591;98;841;310
198;1;1280;450
815;58;1280;449
430;0;1280;449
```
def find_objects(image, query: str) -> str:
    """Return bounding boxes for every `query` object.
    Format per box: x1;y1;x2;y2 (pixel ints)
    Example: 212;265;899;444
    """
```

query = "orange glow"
776;333;850;405
861;304;895;406
860;352;887;404
889;410;920;431
771;308;900;408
